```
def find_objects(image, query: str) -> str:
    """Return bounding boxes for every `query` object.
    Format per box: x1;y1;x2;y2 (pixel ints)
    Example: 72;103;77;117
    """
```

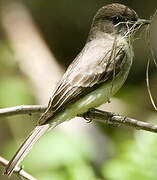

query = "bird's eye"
111;16;123;24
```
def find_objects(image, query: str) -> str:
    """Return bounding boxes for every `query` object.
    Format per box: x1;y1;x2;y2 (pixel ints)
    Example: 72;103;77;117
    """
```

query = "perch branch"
0;105;46;117
82;108;157;133
0;156;38;180
0;105;157;133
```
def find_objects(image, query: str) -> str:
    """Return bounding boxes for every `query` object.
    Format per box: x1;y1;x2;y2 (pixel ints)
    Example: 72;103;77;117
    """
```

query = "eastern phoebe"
5;3;150;176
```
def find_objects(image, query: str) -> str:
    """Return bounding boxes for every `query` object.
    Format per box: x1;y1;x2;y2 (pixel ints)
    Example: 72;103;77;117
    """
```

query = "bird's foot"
82;108;95;123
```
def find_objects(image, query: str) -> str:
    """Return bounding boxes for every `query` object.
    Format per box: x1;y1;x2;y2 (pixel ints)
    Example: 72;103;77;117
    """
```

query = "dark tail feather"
5;124;50;176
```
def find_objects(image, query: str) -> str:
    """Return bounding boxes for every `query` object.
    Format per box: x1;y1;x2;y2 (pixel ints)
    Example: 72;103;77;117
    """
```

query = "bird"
5;3;150;176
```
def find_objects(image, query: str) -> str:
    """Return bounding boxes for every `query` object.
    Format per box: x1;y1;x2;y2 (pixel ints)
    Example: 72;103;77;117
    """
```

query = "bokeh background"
0;0;157;179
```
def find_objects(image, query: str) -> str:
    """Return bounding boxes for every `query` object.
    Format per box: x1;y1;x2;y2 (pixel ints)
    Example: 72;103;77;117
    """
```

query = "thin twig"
145;11;157;111
0;156;38;180
0;105;157;133
146;59;157;110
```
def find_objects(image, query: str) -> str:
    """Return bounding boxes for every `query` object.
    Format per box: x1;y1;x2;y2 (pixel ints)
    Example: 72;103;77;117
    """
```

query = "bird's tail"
5;124;50;176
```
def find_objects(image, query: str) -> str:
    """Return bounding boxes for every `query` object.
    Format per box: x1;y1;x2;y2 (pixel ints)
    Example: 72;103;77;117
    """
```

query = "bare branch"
0;105;46;117
0;105;157;133
0;156;38;180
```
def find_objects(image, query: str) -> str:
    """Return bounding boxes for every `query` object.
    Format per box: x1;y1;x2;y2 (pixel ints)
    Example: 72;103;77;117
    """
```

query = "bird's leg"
81;108;96;123
83;108;120;126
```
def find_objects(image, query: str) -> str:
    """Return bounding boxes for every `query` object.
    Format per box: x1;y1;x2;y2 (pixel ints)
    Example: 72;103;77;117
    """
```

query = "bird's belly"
51;55;132;126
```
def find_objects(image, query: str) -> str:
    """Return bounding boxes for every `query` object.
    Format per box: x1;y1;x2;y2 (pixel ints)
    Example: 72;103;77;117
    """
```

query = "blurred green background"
0;0;157;179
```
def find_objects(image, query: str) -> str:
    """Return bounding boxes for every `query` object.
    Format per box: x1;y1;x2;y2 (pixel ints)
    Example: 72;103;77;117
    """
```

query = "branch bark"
0;105;46;117
0;156;38;180
0;105;157;133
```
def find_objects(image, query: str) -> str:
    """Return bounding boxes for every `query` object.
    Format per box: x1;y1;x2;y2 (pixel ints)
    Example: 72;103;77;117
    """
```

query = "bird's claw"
82;108;95;123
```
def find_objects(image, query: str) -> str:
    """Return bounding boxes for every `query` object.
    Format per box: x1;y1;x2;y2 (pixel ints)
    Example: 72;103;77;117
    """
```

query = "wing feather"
38;38;126;125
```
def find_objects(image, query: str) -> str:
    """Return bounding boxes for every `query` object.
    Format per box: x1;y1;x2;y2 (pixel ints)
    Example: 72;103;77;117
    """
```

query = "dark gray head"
89;3;150;39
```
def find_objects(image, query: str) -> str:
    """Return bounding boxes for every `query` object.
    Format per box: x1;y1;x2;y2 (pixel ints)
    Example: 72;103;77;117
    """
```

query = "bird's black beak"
136;18;151;26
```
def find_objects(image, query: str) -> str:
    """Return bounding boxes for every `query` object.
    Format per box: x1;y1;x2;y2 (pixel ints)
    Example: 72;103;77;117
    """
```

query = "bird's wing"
39;39;126;124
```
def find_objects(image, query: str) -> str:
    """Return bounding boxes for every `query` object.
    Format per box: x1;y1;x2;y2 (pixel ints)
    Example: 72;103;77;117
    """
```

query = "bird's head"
91;3;150;38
